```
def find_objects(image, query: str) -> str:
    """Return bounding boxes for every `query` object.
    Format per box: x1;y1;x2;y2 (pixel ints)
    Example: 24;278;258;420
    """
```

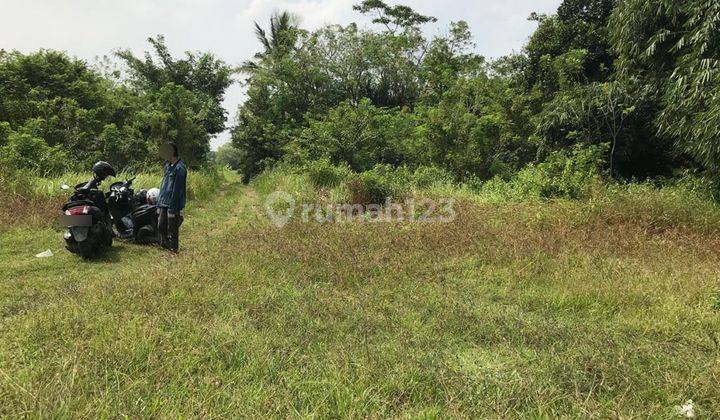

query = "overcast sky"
0;0;562;149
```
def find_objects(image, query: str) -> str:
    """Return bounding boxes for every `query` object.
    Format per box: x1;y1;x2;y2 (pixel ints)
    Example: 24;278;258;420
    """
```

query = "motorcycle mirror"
61;184;70;190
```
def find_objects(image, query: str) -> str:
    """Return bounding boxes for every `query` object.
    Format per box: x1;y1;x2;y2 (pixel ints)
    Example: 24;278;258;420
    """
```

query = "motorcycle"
107;177;136;238
107;178;159;244
61;161;116;259
62;162;161;259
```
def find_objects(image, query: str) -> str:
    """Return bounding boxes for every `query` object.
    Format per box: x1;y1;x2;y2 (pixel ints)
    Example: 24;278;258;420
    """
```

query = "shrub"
289;99;421;173
411;165;456;188
0;132;69;176
346;164;410;205
482;144;607;200
305;159;352;188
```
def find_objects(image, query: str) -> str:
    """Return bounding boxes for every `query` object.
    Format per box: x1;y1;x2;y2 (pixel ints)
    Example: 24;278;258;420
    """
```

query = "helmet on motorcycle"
92;161;116;181
136;189;148;204
146;188;160;205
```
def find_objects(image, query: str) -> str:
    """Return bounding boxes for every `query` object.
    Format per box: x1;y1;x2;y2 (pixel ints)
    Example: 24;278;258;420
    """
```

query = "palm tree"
241;11;299;72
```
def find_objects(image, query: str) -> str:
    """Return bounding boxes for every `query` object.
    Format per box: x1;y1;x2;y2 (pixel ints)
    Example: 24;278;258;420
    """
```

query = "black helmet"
92;161;116;180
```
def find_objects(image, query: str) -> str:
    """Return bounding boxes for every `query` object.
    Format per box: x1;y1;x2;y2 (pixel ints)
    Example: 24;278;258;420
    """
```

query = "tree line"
2;0;719;187
0;35;232;174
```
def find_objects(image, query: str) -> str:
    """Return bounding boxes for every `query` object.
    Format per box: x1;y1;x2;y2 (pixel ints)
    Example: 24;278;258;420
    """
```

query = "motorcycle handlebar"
80;178;100;191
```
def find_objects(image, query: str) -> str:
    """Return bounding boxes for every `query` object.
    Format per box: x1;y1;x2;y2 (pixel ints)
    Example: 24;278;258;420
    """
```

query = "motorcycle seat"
132;204;157;218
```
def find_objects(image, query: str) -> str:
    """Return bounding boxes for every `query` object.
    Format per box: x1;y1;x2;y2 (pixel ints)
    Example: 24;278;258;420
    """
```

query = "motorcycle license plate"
62;215;92;227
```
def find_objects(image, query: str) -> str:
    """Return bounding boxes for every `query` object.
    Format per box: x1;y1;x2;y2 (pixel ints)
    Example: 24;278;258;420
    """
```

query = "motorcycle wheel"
78;242;97;260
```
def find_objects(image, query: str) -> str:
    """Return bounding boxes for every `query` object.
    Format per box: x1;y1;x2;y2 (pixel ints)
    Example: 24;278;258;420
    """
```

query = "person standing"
157;141;187;252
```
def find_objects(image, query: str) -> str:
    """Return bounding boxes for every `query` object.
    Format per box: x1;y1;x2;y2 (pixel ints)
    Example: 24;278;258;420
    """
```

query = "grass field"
1;170;719;417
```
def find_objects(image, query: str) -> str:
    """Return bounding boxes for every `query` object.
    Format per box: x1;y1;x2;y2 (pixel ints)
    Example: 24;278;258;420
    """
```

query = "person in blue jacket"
157;141;187;252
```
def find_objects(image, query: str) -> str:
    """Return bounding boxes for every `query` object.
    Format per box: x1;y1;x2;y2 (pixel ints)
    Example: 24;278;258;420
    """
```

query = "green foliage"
523;0;615;93
483;144;607;200
610;0;720;171
0;50;132;168
304;158;352;188
0;38;233;173
215;142;246;172
411;165;456;188
536;77;679;178
0;131;68;176
417;76;534;180
232;7;535;182
353;0;437;32
346;164;410;204
289;99;421;172
242;11;300;71
116;36;234;167
116;35;232;115
0;121;10;146
3;0;718;196
232;9;438;178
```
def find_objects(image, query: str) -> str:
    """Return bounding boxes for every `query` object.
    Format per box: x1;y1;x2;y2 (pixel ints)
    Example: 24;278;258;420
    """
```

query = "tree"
232;5;438;179
610;0;720;171
0;50;149;169
353;0;437;33
536;77;680;178
241;11;300;72
215;142;246;171
287;99;420;172
523;0;616;93
116;36;234;166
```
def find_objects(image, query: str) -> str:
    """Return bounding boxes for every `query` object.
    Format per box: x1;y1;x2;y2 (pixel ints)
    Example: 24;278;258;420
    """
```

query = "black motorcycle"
107;178;159;244
62;161;116;259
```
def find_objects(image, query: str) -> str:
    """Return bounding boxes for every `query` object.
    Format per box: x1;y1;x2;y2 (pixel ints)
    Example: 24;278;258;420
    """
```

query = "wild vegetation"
2;0;720;417
2;167;720;416
1;0;717;189
228;0;718;189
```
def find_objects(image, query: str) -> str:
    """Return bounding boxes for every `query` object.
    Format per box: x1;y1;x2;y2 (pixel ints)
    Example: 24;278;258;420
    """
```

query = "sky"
0;0;562;150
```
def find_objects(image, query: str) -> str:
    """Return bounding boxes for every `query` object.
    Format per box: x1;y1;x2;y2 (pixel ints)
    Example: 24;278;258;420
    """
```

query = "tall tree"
523;0;616;93
241;11;300;72
610;0;720;171
116;36;233;166
353;0;437;33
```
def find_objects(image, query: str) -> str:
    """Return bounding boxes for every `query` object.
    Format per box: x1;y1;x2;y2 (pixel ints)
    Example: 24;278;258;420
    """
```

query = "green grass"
1;170;719;417
0;167;225;232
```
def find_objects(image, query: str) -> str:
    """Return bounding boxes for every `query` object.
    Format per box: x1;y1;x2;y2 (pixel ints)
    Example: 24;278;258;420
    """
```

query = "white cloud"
236;0;358;31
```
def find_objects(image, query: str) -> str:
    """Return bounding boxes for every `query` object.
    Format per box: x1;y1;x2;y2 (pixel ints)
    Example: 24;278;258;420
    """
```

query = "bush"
482;144;607;200
411;165;456;188
346;164;410;205
289;99;421;173
305;159;352;188
0;132;69;176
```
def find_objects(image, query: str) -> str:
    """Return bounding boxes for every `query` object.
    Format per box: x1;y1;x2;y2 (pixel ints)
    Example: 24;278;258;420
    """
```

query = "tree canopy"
2;0;719;185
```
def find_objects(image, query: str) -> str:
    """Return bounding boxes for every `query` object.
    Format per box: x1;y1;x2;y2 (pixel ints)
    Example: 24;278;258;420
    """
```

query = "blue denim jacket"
157;159;187;214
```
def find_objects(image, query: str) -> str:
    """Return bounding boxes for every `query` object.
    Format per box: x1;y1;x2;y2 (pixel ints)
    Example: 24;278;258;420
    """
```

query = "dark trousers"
158;207;184;251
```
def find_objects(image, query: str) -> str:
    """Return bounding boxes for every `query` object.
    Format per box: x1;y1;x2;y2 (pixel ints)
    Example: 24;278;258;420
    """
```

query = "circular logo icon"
264;191;296;227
